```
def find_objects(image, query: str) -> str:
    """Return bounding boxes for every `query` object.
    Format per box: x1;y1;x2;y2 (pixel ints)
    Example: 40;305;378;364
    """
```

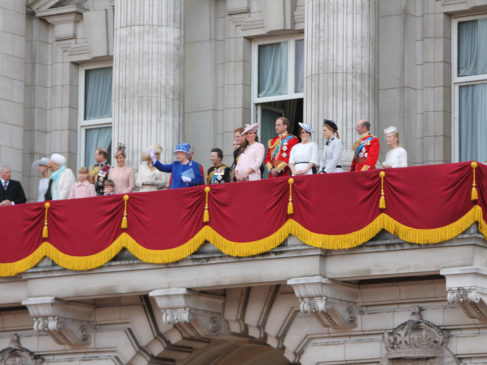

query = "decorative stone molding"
441;266;487;320
22;297;94;346
0;334;44;365
287;276;358;329
35;5;84;42
382;306;459;365
150;288;224;339
261;0;295;32
227;0;250;15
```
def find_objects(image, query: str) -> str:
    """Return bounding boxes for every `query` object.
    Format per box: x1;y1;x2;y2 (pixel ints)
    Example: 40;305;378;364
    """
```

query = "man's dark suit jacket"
0;180;27;205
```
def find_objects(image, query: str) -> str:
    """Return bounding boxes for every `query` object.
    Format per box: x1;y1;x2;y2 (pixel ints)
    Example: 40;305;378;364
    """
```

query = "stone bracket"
35;5;84;42
442;266;487;320
22;297;94;346
150;288;224;339
287;276;359;329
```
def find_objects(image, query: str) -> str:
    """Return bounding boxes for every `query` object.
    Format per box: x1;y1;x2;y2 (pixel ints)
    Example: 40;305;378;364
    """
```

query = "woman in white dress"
49;153;76;200
289;123;319;176
135;145;170;192
32;157;51;201
382;126;407;168
319;120;343;173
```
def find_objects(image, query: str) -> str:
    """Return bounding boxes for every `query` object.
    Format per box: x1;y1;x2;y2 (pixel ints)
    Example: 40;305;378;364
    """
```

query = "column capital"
22;297;94;346
287;276;359;329
150;288;224;338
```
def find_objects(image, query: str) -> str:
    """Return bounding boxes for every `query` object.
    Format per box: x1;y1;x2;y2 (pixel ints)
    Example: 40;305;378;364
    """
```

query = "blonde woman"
382;126;407;168
135;145;170;192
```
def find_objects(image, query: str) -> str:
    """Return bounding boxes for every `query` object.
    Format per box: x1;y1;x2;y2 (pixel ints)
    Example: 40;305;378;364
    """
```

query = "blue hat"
174;143;191;154
298;122;314;134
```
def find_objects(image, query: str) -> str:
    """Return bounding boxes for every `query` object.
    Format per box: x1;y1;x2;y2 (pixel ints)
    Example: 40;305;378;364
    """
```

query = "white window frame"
78;61;113;169
251;35;304;136
451;14;487;162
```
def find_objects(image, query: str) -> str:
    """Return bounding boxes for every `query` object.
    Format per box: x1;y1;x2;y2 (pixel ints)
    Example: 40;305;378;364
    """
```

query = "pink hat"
242;123;259;134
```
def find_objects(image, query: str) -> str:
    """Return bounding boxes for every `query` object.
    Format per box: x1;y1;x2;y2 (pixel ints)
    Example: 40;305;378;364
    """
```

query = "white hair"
1;165;11;173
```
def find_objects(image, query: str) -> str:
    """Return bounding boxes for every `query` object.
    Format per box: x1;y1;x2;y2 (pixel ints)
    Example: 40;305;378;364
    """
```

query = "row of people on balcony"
0;117;408;206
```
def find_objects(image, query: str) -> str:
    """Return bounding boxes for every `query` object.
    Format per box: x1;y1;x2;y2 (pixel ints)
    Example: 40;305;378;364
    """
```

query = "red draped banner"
0;162;486;276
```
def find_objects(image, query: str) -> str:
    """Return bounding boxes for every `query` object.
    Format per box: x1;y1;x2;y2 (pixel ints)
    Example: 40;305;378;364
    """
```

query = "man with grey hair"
0;166;27;206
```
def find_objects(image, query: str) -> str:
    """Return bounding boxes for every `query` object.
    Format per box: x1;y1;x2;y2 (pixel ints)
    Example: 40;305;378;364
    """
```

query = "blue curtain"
85;127;112;167
258;42;288;97
459;83;487;162
85;67;113;120
458;19;487;76
295;39;304;93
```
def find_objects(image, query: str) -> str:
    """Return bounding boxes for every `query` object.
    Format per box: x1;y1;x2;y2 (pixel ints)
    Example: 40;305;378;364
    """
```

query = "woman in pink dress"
109;143;135;194
235;123;265;181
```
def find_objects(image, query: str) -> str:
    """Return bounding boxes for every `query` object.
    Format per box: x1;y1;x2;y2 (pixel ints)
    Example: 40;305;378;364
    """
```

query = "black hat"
323;119;338;131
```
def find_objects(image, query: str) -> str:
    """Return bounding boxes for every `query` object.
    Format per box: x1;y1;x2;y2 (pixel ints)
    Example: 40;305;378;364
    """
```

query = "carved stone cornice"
287;276;358;329
149;288;224;339
35;5;84;42
382;306;459;365
441;266;487;320
22;297;94;346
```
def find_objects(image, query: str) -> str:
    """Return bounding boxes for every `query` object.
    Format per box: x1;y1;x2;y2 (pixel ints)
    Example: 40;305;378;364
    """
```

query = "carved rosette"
22;297;94;347
287;276;358;329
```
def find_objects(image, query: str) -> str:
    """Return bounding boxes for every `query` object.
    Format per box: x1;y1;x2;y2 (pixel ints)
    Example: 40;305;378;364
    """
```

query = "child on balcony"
69;167;96;199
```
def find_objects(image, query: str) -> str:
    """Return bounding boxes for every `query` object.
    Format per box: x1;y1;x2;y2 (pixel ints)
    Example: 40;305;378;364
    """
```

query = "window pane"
295;39;304;93
458;19;487;77
459;83;487;161
84;127;112;167
258;42;288;97
85;67;113;120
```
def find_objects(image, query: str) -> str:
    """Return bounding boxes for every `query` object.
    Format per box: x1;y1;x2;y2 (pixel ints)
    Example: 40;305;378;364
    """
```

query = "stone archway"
175;338;292;365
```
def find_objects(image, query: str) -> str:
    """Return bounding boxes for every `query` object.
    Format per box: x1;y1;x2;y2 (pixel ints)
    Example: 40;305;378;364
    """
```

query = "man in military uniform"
265;117;299;178
350;119;380;171
89;148;111;195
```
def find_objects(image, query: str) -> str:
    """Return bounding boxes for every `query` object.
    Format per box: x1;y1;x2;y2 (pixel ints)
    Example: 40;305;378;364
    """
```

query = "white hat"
50;153;66;165
242;123;259;134
32;157;50;174
298;122;314;134
384;126;398;135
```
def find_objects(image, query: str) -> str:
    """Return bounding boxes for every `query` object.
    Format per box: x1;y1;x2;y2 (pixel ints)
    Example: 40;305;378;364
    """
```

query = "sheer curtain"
258;42;288;97
85;67;113;120
295;39;304;93
459;84;487;162
85;127;112;167
458;19;487;76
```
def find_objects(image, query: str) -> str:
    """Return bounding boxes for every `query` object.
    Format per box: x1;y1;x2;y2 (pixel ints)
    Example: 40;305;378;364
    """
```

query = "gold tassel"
287;178;294;215
471;161;479;201
42;202;50;238
203;186;210;223
121;195;129;229
379;171;386;210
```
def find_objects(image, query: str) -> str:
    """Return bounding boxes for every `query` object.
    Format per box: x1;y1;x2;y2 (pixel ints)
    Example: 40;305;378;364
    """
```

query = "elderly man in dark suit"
0;166;27;206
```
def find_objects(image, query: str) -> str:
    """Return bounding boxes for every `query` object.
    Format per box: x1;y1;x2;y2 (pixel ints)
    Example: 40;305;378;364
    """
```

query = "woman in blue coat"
149;143;203;189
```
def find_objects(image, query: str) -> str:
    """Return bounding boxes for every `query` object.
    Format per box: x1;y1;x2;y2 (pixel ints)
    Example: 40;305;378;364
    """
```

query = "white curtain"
459;83;487;162
85;67;113;120
84;127;112;167
258;42;288;97
458;19;487;76
295;39;304;93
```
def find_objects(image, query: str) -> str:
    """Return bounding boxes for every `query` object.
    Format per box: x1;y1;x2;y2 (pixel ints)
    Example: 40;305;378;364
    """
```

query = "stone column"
304;0;378;165
112;0;184;165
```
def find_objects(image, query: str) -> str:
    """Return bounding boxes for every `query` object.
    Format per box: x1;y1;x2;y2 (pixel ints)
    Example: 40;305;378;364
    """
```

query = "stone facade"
1;0;487;364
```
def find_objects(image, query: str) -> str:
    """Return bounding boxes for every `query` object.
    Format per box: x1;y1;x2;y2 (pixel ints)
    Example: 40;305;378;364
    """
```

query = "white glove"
149;149;157;164
181;176;191;183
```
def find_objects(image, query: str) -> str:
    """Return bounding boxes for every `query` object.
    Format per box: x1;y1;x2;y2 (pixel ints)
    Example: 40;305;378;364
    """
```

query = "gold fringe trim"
0;207;484;277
